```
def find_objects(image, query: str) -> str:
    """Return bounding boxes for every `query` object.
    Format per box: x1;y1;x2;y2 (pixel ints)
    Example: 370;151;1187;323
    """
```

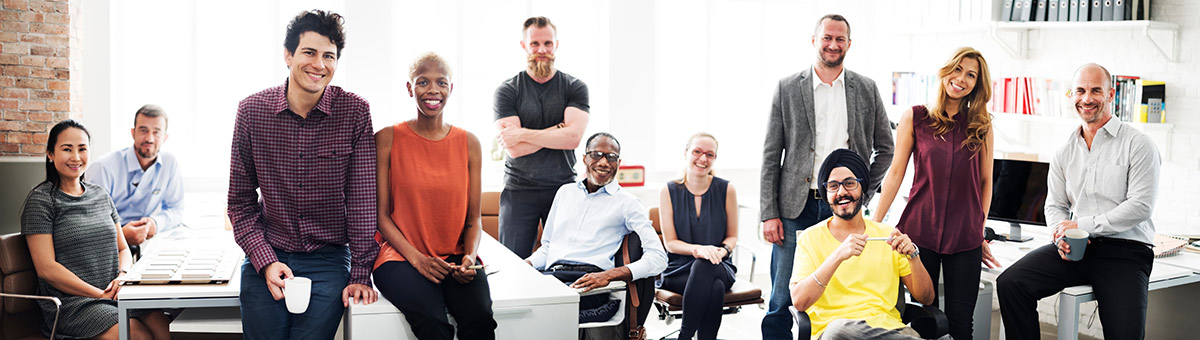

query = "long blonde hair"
927;47;992;153
674;132;718;185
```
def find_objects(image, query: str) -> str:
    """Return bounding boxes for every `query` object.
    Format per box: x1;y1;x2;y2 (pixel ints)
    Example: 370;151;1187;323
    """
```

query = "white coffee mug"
283;277;312;314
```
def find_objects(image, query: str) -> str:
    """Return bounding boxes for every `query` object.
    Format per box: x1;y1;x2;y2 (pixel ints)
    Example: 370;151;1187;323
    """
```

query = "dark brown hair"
284;10;346;57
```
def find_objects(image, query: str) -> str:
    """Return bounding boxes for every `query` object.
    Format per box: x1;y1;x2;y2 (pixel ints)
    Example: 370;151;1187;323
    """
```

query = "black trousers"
498;188;559;259
373;255;497;340
660;259;735;340
918;245;982;340
997;240;1153;340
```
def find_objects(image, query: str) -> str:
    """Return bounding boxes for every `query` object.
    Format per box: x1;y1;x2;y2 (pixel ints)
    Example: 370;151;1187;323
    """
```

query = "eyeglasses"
585;151;620;163
824;178;864;192
690;149;717;159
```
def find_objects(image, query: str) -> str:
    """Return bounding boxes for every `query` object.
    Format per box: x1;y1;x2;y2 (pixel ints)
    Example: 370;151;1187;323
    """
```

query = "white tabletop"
350;234;578;315
1154;252;1200;273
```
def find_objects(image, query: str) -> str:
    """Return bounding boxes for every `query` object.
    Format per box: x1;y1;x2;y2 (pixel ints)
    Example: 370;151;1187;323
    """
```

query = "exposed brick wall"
0;0;70;157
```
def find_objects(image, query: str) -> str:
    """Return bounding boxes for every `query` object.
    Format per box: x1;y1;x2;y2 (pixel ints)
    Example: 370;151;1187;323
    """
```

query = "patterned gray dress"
21;181;144;339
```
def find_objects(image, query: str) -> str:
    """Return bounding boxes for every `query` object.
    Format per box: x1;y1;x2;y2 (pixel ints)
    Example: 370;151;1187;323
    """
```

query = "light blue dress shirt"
1046;117;1159;245
86;147;185;234
527;180;667;280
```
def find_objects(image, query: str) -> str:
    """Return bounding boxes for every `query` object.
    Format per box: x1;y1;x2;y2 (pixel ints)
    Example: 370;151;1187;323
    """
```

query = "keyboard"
123;247;243;285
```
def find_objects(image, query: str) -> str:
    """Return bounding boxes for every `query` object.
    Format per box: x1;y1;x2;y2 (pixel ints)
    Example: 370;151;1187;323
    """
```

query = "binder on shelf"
1114;0;1128;20
1090;0;1103;21
1102;0;1114;20
1011;0;1024;21
1003;0;1016;21
1020;0;1035;21
1036;0;1049;21
1132;0;1150;20
1058;0;1071;21
1048;0;1060;21
1069;0;1083;21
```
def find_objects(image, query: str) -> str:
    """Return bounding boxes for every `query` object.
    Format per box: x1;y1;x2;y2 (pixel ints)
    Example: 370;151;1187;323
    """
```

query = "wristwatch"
908;246;920;259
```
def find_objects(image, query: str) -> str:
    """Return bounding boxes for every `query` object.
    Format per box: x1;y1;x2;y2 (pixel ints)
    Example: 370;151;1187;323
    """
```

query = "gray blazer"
759;67;894;221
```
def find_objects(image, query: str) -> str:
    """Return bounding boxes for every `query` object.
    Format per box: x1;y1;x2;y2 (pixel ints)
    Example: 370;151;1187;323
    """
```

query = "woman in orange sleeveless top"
372;53;495;339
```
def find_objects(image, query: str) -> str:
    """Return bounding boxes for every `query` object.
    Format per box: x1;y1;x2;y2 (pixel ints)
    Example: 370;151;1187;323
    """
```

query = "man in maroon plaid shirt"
227;10;379;339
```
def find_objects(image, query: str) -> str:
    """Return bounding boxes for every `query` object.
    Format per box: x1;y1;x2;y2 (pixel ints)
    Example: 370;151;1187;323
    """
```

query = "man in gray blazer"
759;14;894;339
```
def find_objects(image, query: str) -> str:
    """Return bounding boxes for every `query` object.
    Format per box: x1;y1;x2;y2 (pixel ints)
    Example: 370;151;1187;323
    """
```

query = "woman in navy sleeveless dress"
873;47;998;340
657;133;738;340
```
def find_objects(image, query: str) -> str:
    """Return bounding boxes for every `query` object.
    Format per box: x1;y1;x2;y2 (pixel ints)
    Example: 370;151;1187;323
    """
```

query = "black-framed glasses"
585;151;620;163
824;178;864;192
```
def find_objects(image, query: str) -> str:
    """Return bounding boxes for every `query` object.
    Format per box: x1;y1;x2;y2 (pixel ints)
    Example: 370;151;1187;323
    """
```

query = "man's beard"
819;49;845;68
831;193;862;220
527;53;555;79
136;143;158;160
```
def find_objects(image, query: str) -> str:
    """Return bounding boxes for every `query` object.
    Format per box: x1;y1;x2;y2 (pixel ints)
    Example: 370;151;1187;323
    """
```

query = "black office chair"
790;284;948;339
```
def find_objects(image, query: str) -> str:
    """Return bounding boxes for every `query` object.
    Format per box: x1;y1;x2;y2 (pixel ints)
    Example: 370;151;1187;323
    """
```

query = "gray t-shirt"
494;70;590;190
21;181;125;338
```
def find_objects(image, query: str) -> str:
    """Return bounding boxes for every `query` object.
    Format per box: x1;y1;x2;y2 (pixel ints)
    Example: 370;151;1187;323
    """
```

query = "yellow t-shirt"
790;217;913;338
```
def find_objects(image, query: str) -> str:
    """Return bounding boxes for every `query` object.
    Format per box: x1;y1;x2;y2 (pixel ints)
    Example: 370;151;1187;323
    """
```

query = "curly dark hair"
284;10;346;57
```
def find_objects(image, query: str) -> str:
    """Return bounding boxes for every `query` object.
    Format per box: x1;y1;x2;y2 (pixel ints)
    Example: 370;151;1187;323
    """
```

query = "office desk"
117;228;242;340
344;234;579;339
984;230;1200;340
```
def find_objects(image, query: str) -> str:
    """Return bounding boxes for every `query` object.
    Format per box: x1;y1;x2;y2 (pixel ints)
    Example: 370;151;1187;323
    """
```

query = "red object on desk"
617;165;645;187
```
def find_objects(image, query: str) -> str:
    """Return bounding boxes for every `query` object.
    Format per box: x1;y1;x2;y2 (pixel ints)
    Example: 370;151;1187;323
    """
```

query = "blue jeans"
762;196;831;340
240;246;350;340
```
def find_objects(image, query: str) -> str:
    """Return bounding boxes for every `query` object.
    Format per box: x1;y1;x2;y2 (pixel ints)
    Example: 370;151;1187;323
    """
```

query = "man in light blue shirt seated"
525;132;667;338
87;104;185;248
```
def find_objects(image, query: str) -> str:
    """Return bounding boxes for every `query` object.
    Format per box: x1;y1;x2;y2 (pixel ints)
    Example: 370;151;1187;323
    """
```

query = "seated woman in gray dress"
656;132;738;340
21;119;170;340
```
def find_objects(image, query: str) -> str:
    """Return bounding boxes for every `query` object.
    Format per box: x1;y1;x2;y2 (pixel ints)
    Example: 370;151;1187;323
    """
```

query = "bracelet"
811;275;827;288
721;244;733;256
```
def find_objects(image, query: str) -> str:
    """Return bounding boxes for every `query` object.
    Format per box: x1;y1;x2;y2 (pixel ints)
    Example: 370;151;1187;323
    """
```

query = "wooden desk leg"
118;304;129;340
1057;293;1082;340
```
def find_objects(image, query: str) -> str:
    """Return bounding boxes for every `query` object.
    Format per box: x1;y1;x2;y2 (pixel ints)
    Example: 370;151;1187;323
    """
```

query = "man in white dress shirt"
997;63;1161;340
526;132;667;339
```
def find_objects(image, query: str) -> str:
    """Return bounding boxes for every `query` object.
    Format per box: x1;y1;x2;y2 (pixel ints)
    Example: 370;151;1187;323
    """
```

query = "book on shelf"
1111;75;1166;123
986;77;1069;117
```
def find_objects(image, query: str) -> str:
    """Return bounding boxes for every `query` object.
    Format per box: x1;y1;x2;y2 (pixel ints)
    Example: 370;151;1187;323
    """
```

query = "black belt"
807;189;822;201
548;263;602;273
1091;237;1153;248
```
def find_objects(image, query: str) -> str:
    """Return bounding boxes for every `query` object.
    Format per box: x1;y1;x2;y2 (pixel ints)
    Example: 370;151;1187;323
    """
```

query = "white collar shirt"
526;180;667;280
810;65;850;189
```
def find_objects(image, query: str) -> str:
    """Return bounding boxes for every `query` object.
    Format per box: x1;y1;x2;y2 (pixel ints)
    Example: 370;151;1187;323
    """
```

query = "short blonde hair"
409;52;452;81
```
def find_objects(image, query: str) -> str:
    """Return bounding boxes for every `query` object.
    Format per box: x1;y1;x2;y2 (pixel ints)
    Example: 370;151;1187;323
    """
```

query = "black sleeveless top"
661;177;736;280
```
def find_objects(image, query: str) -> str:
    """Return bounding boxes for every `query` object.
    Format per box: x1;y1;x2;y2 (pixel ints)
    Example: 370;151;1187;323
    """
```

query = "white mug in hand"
283;277;312;314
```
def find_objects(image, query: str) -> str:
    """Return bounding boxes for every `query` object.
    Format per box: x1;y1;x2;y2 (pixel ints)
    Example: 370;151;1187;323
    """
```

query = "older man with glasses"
525;132;667;339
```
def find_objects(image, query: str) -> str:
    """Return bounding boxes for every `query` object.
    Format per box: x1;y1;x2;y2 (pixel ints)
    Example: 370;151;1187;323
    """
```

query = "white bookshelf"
991;20;1179;61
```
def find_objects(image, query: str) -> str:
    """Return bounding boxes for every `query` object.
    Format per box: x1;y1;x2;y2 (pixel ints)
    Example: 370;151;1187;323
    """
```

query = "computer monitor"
987;159;1050;242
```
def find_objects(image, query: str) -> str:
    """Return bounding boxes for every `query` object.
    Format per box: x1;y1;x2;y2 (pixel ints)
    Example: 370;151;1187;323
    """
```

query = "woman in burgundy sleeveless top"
873;47;999;340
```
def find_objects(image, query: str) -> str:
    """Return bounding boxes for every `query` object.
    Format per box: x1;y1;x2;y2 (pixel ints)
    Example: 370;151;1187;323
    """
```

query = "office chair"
647;207;765;339
1;233;60;340
790;284;948;339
